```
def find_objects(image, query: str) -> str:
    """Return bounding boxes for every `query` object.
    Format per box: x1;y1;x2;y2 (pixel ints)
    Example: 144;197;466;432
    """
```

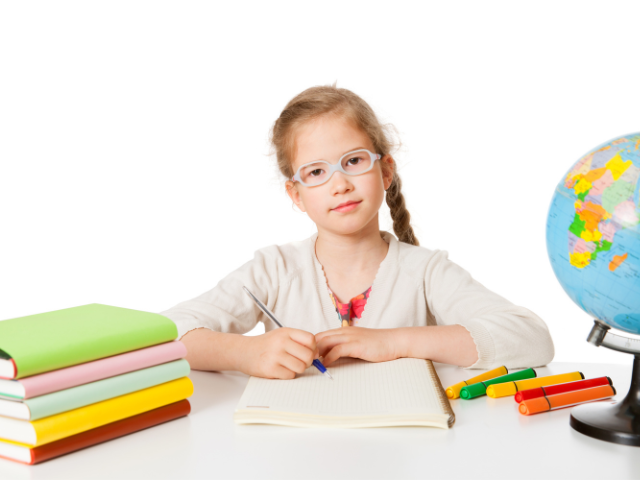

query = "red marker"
514;376;612;403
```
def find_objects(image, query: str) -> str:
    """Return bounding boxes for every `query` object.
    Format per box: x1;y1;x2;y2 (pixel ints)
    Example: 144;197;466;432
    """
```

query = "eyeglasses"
290;149;382;187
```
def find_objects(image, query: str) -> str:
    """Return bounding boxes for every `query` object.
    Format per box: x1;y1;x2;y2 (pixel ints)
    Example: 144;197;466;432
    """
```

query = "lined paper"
237;357;449;417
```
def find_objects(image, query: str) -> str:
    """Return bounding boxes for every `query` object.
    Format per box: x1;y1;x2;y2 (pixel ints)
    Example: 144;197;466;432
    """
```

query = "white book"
234;357;455;428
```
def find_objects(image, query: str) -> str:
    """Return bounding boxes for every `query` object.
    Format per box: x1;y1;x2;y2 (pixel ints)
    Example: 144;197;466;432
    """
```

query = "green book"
0;304;178;379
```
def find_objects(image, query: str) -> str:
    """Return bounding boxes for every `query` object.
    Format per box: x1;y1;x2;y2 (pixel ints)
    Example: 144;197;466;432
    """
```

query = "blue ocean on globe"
546;133;640;335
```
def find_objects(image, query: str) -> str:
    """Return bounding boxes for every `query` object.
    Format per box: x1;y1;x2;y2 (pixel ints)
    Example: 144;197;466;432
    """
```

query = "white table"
1;362;638;480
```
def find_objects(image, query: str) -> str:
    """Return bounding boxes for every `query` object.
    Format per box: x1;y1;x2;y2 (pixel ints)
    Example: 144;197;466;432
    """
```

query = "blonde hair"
270;85;420;246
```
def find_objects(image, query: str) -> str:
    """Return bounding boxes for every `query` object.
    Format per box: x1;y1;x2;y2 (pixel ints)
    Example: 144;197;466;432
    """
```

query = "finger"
322;343;353;367
284;338;315;366
315;327;346;343
317;333;351;358
286;328;317;350
269;364;296;380
279;352;308;375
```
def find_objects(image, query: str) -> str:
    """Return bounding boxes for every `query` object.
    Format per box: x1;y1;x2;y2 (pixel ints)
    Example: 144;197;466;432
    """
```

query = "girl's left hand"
315;327;401;366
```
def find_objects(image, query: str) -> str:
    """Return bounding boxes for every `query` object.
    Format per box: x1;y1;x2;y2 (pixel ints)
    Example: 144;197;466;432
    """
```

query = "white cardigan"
160;231;554;369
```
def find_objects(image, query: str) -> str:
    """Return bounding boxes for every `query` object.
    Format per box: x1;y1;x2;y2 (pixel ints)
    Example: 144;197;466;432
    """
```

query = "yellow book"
0;377;193;447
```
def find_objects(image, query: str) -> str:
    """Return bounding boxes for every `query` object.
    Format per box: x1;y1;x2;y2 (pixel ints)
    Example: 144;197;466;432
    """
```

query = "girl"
161;85;554;379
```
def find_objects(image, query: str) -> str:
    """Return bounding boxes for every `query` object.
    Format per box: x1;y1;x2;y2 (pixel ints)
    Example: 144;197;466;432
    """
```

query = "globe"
546;132;640;335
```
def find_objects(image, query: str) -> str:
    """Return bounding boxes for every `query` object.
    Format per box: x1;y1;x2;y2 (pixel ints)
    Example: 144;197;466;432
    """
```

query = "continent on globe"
564;141;640;270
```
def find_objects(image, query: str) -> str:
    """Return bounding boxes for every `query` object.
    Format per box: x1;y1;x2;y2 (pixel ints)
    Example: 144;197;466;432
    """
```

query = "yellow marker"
486;371;584;398
445;366;508;399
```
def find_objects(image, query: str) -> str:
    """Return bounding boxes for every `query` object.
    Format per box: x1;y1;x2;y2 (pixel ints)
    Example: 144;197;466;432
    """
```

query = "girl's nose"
329;171;353;194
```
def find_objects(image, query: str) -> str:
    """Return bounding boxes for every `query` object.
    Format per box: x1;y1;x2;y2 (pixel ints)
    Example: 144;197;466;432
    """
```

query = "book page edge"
424;359;455;428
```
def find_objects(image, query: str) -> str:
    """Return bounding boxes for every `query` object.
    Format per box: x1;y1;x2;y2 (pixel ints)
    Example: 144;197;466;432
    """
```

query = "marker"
486;371;584;398
518;384;616;415
514;376;613;403
459;368;537;399
445;366;508;399
242;286;333;380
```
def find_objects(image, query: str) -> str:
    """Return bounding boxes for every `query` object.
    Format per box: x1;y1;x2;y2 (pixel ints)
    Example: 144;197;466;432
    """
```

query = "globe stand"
570;320;640;446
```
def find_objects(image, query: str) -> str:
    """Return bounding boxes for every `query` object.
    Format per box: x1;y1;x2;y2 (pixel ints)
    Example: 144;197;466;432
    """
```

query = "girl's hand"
240;328;318;380
315;327;401;366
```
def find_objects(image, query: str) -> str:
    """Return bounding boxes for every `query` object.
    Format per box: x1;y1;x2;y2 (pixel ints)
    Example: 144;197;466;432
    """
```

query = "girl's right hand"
239;328;318;379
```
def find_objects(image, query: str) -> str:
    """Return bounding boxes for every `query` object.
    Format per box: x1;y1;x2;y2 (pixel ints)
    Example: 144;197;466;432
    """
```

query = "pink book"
0;341;187;400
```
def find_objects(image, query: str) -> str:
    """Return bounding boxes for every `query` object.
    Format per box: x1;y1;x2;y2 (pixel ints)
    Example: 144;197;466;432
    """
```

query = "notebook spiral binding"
425;359;456;428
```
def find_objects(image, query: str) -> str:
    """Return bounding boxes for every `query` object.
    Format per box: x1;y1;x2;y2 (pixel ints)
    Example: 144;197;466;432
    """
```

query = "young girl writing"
161;85;554;379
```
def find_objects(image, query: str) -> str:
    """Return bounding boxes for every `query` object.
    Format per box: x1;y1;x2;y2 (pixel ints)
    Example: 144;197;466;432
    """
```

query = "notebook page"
236;357;449;417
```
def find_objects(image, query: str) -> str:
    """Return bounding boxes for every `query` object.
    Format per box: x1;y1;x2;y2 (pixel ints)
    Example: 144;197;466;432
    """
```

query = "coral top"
326;286;372;327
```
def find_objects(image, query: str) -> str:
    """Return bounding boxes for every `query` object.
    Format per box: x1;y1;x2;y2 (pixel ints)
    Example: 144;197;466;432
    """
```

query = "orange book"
0;400;191;464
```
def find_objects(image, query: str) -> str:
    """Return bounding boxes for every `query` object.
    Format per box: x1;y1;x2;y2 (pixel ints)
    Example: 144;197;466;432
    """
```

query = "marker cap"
519;397;550;415
446;382;466;399
515;387;544;403
460;382;488;399
486;382;517;398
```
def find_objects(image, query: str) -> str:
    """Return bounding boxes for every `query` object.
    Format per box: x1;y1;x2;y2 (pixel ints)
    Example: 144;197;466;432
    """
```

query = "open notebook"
234;357;455;428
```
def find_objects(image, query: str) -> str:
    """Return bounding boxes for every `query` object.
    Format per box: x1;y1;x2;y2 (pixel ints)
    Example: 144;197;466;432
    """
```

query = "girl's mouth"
332;201;361;212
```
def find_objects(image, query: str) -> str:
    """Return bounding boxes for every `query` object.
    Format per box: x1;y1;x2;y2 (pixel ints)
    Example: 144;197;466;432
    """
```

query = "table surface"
1;361;639;480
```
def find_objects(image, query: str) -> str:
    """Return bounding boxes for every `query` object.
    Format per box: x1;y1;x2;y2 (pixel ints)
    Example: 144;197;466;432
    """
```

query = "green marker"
459;368;537;399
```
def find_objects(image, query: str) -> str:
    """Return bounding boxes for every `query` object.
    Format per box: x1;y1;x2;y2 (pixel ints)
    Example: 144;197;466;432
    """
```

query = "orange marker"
486;371;584;398
518;385;616;415
445;366;508;399
514;376;612;403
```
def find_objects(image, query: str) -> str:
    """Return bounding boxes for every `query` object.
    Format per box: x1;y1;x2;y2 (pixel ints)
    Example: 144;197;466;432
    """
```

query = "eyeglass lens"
299;150;372;186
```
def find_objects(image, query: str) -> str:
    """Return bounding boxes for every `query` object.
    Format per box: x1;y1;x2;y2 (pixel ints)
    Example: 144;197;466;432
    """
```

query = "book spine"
25;359;190;420
32;377;193;446
29;400;191;464
21;341;187;399
424;360;456;428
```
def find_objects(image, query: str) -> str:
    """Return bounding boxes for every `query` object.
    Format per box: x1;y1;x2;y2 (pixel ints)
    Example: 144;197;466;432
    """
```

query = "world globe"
546;132;640;336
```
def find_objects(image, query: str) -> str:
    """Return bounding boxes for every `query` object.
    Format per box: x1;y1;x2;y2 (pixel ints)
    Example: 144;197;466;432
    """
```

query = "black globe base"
570;355;640;446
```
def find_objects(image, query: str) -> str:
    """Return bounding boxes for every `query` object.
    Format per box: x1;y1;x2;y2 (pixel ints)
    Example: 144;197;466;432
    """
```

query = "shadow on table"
188;370;248;415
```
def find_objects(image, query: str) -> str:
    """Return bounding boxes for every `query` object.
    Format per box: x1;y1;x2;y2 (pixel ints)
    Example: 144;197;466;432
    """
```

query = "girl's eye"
347;156;364;165
310;168;324;177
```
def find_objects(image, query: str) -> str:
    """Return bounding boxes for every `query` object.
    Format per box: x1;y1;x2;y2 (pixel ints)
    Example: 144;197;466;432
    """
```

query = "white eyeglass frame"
290;149;382;187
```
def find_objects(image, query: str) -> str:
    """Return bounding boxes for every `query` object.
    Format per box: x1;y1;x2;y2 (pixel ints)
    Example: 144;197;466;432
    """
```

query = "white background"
1;1;638;365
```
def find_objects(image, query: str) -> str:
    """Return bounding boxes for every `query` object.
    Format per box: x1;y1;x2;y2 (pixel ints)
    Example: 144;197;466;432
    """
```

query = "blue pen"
242;286;332;380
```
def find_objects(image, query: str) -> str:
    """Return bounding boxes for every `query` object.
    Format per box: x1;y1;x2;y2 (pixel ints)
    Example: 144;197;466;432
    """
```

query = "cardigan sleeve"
159;248;281;340
424;250;555;370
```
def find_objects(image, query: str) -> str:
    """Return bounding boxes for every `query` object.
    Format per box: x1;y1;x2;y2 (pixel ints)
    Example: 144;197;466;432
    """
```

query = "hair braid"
385;170;419;246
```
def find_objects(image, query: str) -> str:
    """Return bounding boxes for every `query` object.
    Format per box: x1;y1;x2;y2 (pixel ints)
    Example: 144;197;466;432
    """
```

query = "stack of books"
0;303;193;465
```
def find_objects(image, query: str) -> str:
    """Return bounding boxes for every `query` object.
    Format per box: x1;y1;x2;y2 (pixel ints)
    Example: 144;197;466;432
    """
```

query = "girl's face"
285;115;394;237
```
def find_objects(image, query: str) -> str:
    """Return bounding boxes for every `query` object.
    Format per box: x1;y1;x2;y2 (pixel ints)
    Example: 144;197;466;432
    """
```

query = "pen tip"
325;371;333;380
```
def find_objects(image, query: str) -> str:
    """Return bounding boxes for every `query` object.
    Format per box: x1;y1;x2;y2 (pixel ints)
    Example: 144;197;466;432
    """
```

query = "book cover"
0;399;191;465
0;303;178;379
0;377;193;446
0;341;187;400
0;359;190;420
